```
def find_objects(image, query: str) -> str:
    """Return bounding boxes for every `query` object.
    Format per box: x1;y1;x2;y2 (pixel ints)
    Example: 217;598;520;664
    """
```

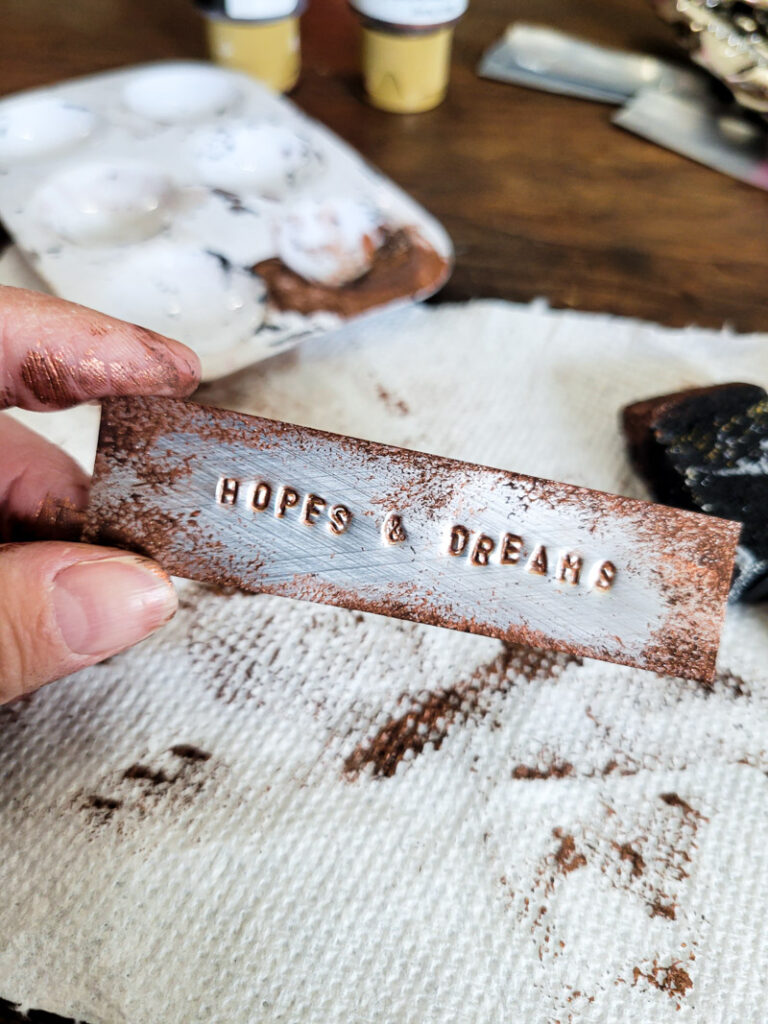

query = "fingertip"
53;553;178;657
165;337;202;396
0;288;203;409
124;326;202;398
0;543;178;700
0;414;91;541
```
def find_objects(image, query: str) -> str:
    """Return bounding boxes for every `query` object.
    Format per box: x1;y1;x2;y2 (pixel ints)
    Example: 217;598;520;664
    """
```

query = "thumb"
0;542;177;703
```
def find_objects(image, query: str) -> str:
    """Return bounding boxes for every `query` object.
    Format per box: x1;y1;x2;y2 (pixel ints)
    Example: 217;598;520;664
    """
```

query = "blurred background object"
479;22;768;196
196;0;303;93
614;88;768;190
479;22;708;103
350;0;467;113
651;0;768;116
1;0;767;331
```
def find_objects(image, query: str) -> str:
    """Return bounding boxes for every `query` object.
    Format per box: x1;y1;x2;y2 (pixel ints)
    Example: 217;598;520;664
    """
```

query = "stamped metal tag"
83;396;741;682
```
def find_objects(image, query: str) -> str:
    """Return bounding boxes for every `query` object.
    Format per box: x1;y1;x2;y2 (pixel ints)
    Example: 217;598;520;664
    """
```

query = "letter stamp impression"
218;482;620;593
382;513;407;544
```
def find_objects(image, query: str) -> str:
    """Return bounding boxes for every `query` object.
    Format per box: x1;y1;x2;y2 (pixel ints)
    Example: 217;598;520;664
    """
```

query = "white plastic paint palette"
0;62;453;380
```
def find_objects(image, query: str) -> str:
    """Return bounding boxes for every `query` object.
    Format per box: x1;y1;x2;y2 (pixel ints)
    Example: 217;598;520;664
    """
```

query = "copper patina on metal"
83;396;742;683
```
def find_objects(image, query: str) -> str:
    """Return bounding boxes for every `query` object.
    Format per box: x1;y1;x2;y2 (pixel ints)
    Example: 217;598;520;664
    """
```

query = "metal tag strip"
83;397;741;682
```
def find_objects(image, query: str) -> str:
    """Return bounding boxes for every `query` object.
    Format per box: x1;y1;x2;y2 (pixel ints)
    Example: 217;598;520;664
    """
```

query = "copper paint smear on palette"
253;228;449;317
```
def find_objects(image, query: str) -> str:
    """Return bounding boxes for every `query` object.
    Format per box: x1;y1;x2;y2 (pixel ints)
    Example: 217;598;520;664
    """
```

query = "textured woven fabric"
3;299;768;1023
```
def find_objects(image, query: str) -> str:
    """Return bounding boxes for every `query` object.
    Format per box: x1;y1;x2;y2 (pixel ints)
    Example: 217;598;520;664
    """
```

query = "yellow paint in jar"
361;23;454;113
202;11;301;93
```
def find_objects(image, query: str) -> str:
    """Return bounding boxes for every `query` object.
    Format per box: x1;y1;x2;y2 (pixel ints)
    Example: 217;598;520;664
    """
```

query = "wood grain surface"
1;0;766;331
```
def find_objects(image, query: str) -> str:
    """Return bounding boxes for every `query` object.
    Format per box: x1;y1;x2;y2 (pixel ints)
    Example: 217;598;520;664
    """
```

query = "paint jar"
350;0;468;112
195;0;303;93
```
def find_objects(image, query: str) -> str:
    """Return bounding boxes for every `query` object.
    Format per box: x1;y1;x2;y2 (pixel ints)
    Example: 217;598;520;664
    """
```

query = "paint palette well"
0;62;453;381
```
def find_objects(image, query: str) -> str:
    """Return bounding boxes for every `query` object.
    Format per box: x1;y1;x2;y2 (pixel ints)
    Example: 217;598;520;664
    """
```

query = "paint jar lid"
195;0;302;20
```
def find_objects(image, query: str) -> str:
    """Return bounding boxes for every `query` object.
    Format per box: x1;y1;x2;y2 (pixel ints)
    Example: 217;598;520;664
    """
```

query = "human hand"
0;285;201;703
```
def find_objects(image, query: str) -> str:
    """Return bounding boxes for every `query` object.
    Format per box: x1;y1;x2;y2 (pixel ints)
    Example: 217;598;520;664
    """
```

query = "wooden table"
1;0;767;332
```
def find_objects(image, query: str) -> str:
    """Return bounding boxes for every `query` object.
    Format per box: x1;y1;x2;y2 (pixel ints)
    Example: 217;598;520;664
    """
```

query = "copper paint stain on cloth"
695;668;751;698
84;396;740;682
76;745;219;831
615;842;646;878
649;897;677;920
553;830;587;875
494;786;711;970
632;959;693;1004
343;645;579;779
512;761;575;780
375;384;409;417
660;792;708;820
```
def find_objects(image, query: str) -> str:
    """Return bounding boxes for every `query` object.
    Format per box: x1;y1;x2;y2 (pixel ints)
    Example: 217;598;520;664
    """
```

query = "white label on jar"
225;0;298;18
350;0;467;26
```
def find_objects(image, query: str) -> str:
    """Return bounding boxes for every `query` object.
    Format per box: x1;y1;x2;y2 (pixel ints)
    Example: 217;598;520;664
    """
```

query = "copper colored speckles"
83;396;741;682
19;349;80;407
2;492;88;543
31;494;88;542
12;319;196;410
129;325;196;393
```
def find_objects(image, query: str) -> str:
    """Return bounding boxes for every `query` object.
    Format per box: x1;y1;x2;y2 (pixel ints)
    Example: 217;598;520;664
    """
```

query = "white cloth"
3;280;768;1023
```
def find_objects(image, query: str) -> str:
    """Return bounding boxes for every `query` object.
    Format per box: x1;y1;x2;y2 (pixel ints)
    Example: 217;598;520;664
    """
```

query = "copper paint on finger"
15;326;195;408
32;494;89;542
19;349;80;406
83;396;741;682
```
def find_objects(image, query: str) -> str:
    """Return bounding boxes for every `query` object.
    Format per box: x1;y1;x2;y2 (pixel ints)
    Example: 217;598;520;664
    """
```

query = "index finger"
0;285;201;411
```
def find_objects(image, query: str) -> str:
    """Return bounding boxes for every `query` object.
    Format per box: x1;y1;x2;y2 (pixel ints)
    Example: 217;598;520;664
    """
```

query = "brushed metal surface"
84;396;741;682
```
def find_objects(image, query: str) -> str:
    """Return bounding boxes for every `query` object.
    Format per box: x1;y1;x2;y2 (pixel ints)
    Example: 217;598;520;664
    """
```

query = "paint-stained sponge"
623;383;766;601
